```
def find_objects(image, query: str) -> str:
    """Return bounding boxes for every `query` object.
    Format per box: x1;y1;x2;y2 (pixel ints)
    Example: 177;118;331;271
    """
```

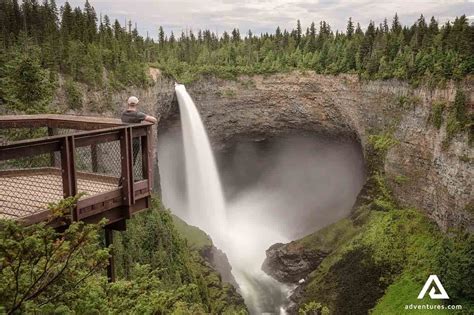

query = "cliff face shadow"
217;134;366;239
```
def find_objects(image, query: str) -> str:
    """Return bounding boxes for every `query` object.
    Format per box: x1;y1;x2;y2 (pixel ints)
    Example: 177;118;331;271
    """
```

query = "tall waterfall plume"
175;84;227;243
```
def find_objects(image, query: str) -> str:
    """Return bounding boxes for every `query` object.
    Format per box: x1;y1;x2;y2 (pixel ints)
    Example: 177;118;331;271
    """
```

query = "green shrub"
446;111;462;141
453;89;467;126
65;79;83;110
445;89;469;143
368;133;399;153
431;101;446;129
299;301;330;315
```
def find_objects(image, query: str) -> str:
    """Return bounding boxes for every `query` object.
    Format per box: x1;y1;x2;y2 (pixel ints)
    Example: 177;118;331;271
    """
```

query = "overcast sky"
58;0;474;39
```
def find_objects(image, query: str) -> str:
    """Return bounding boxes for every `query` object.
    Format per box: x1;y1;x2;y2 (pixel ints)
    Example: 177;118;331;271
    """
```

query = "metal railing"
0;115;153;226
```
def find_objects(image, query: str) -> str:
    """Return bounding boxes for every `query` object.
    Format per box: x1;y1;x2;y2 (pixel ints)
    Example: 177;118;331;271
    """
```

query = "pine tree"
83;0;97;43
158;26;165;48
346;17;354;38
391;13;402;34
296;19;302;46
231;28;240;43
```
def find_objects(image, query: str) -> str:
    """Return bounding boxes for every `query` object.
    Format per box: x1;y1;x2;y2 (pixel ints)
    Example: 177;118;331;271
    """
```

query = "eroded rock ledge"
262;242;327;284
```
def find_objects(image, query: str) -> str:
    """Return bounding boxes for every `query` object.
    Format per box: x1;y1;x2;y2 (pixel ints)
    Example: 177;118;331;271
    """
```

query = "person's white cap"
127;96;139;105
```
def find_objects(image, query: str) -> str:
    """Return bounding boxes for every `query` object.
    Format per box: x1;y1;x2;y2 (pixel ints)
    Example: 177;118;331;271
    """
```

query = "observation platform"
0;114;154;227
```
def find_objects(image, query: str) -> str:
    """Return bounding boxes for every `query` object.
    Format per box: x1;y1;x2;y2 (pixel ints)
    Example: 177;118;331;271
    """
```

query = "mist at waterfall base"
159;85;365;313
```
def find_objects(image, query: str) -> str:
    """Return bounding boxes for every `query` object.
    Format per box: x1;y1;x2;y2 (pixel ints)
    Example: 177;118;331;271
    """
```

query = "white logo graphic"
417;275;449;300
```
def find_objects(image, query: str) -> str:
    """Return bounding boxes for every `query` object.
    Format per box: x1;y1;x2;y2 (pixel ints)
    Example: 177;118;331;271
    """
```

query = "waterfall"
175;84;290;314
175;84;227;243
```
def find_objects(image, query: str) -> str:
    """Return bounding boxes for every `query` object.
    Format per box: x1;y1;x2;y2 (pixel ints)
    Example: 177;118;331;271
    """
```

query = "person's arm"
144;115;158;124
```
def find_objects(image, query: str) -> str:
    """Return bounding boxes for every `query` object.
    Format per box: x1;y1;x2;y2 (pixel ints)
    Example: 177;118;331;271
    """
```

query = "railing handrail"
0;114;126;130
0;122;153;161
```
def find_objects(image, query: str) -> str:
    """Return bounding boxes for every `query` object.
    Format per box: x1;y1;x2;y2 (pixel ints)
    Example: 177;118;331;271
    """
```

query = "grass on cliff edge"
297;207;474;314
172;214;213;250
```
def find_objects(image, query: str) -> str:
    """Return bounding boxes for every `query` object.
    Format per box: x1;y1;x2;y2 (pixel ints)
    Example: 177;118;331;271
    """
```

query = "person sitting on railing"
121;96;157;124
120;96;157;184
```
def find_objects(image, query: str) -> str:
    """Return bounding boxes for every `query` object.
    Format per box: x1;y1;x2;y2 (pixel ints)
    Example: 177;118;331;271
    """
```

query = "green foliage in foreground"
112;198;247;314
0;198;247;314
0;219;109;314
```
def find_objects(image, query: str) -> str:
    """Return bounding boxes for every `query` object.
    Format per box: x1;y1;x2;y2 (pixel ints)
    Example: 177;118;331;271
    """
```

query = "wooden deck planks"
0;171;119;220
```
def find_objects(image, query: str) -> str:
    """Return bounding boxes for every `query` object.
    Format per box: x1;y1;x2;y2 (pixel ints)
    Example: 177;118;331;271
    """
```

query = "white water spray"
174;84;290;313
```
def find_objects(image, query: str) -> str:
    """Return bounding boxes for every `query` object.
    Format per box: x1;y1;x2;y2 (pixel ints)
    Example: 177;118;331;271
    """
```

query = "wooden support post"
60;135;78;219
48;127;58;167
104;228;115;282
120;128;132;219
128;128;135;205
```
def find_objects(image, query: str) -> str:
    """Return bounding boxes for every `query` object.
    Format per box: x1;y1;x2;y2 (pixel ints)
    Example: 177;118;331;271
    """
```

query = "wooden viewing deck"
0;114;154;226
0;115;155;280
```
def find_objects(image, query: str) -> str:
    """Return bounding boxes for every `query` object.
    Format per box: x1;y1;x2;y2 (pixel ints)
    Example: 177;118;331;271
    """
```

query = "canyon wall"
66;70;473;230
